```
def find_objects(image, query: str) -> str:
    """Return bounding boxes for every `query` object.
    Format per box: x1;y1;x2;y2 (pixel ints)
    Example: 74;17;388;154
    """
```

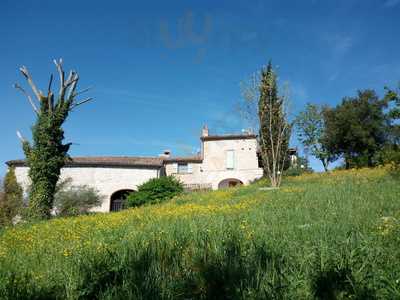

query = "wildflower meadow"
0;167;399;299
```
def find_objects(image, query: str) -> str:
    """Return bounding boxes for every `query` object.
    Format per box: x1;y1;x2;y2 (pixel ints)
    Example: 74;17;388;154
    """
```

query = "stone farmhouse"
6;126;264;212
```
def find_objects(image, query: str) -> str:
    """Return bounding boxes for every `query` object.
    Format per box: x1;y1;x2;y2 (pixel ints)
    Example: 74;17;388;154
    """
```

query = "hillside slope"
0;168;399;299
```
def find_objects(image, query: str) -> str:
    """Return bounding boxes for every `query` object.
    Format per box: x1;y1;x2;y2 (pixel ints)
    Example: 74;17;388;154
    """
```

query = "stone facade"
13;165;161;212
165;132;263;190
7;127;264;212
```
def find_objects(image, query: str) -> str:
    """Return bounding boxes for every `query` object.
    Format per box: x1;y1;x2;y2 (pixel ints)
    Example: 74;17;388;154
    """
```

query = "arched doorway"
218;178;243;189
110;189;134;212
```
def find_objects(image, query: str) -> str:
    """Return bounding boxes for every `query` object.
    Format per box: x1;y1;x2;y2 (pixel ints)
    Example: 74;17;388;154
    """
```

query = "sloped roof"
6;156;164;168
164;155;203;163
201;134;257;141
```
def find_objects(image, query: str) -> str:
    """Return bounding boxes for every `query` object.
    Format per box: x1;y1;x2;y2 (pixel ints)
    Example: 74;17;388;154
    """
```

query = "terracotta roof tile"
201;134;257;141
6;156;164;168
164;155;203;163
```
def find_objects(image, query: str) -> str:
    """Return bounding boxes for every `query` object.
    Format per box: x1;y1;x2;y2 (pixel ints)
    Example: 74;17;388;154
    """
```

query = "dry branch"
14;83;39;114
19;66;43;101
15;60;92;115
71;97;93;109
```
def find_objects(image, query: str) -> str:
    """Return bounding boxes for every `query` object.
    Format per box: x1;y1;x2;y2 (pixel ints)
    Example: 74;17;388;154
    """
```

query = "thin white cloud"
82;137;197;155
328;72;339;82
272;18;287;28
333;36;354;55
322;33;355;57
290;82;308;102
97;88;220;109
384;0;400;7
241;32;258;42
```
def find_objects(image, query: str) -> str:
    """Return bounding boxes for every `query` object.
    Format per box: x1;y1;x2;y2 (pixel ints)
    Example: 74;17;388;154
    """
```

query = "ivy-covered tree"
14;60;92;219
0;167;23;226
295;103;336;171
258;61;291;187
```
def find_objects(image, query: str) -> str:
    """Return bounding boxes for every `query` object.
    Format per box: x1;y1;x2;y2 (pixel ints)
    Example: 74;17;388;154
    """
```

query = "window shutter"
173;163;178;173
226;150;235;169
187;164;193;173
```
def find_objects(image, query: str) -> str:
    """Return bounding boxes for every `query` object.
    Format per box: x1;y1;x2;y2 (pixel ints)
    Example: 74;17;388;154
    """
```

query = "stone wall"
165;137;263;189
12;137;264;212
14;166;160;212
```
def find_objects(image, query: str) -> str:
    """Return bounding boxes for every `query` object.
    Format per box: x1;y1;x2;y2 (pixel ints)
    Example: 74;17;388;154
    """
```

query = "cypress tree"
0;167;23;226
258;61;290;187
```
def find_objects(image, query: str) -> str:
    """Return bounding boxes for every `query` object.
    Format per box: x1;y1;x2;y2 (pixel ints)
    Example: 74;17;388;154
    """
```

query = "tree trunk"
321;159;329;172
28;179;57;219
345;154;350;169
367;152;374;167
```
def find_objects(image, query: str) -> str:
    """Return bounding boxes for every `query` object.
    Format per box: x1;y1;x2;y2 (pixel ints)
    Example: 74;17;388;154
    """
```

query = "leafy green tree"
295;103;335;171
0;167;23;226
258;61;291;187
14;60;92;220
324;90;389;168
126;176;183;208
381;85;400;174
54;178;102;217
384;85;400;145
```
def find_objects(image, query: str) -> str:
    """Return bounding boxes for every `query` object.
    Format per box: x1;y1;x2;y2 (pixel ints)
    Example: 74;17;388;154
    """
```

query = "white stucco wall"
165;162;207;188
11;137;263;212
166;137;263;189
13;166;160;212
202;138;260;171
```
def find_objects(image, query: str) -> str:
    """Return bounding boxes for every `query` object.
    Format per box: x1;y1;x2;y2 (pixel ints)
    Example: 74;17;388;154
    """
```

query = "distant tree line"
295;87;400;170
240;61;400;178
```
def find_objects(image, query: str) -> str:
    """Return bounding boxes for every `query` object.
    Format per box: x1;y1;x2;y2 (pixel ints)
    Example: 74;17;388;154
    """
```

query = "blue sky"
1;0;399;176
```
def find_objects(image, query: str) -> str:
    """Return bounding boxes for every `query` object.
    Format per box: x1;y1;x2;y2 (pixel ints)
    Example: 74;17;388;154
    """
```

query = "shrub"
372;146;400;177
126;176;183;208
0;167;23;226
54;179;102;217
284;156;313;177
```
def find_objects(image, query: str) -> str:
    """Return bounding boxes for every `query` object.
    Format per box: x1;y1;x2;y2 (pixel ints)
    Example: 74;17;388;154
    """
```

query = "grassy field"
0;167;399;299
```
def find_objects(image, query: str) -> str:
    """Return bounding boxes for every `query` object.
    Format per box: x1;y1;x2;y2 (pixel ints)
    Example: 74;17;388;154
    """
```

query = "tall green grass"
0;168;399;299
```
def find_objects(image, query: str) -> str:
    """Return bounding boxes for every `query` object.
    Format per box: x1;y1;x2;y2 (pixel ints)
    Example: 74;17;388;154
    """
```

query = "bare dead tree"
14;59;92;219
237;71;261;134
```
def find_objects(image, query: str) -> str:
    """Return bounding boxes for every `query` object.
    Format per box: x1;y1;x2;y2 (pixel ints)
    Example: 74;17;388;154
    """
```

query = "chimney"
201;125;209;137
241;128;253;135
159;149;171;158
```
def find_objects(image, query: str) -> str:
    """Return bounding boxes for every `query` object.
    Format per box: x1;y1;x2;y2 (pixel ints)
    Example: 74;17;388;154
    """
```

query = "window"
226;150;235;170
177;163;192;174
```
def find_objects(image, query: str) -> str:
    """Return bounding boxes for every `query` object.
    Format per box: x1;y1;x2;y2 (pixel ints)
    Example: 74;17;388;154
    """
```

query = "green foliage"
324;90;389;168
374;145;400;177
15;61;91;220
0;168;399;299
295;103;336;171
258;61;291;187
23;105;72;220
283;156;313;177
126;176;183;207
384;85;400;145
54;178;102;217
0;168;23;226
